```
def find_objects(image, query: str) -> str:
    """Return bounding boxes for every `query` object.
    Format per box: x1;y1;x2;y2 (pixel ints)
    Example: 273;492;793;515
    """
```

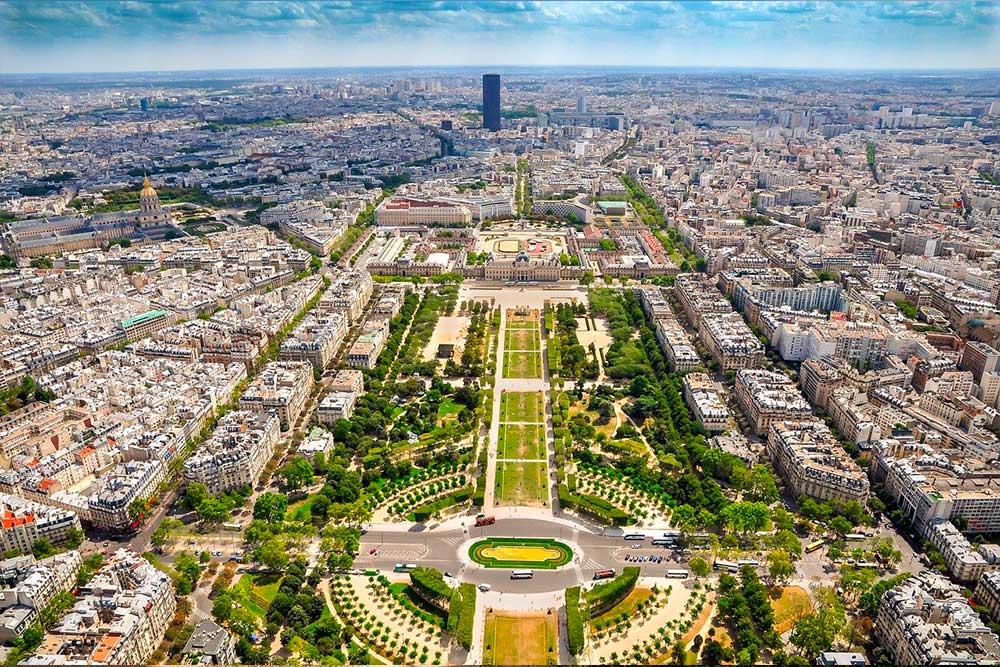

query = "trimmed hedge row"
409;567;452;612
566;585;586;655
585;566;639;617
450;583;476;650
410;487;473;522
558;484;630;525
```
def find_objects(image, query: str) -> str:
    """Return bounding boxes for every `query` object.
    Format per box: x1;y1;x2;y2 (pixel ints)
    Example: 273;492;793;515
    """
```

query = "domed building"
136;176;171;227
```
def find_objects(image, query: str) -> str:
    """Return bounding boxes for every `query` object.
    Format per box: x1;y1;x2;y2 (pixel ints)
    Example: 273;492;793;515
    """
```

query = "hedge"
566;586;585;655
454;583;476;649
409;567;452;612
585;566;639;617
472;475;486;507
558;484;630;525
411;487;473;522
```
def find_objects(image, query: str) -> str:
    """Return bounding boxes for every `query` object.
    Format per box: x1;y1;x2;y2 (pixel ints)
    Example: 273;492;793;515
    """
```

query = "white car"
478;583;491;592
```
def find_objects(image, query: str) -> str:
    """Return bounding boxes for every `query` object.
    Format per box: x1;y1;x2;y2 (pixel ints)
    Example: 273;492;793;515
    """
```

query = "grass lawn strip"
494;461;548;505
499;424;546;460
500;391;543;423
588;588;653;628
484;612;558;666
469;537;572;569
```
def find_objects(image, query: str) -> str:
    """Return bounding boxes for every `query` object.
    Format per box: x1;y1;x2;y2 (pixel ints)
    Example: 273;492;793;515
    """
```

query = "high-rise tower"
482;73;500;132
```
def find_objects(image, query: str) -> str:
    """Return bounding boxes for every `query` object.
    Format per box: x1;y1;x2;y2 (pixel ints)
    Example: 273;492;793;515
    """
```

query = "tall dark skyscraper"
482;73;501;132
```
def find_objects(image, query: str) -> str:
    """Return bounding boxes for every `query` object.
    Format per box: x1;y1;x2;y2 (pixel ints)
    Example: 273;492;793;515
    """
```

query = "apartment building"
328;369;364;395
279;312;347;369
0;400;92;466
734;369;813;436
376;197;472;227
0;551;82;643
182;619;237;665
347;318;389;370
870;438;1000;535
959;341;1000;383
0;494;81;556
975;571;1000;622
320;270;374;324
767;420;870;504
699;312;764;371
654;321;701;373
316;392;359;426
183;411;281;495
682;373;731;432
826;388;882;445
238;361;313;430
25;549;176;666
926;519;999;582
875;571;1000;665
800;357;845;410
673;273;732;328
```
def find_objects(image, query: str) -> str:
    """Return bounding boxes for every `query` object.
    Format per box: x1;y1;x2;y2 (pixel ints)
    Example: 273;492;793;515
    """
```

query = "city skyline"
2;0;1000;74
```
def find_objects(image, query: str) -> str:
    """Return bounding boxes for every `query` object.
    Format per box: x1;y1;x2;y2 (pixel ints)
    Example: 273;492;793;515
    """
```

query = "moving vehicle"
805;539;827;554
594;568;616;580
475;516;496;527
845;533;867;542
651;538;674;546
510;570;533;580
666;569;689;579
393;563;417;573
713;559;739;573
624;533;646;541
478;583;491;592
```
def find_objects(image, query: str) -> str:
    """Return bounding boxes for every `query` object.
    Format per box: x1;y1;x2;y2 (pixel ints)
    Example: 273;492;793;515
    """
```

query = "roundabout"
468;536;573;569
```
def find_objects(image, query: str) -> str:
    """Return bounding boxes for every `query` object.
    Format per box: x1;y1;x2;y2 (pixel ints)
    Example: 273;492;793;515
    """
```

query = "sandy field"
422;315;471;361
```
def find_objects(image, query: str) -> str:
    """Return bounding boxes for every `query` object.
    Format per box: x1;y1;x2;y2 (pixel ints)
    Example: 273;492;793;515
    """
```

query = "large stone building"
183;411;281;495
238;361;313;430
734;369;813;436
1;177;175;259
875;571;1000;665
766;420;870;504
0;494;81;556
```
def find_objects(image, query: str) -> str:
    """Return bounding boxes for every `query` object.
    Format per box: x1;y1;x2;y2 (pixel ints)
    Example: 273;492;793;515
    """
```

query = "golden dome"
140;175;158;199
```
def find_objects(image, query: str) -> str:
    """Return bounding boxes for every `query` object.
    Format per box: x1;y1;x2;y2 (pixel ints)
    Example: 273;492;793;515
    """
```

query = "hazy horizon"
2;0;999;75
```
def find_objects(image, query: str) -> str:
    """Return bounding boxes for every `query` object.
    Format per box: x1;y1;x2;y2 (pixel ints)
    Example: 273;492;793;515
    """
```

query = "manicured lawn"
503;350;542;379
773;586;812;633
388;582;447;626
285;495;317;522
469;537;573;569
505;327;540;351
232;572;282;618
484;612;558;666
588;588;654;628
494;461;548;506
500;391;544;423
506;317;539;330
437;397;463;422
499;424;546;460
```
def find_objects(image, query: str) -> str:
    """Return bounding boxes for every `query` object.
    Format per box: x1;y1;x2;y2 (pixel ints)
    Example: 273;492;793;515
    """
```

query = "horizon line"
4;63;1000;78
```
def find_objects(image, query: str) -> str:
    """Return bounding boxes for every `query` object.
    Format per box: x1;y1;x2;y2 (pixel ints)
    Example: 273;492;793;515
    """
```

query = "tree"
31;538;54;559
196;496;233;525
279;458;314;491
701;638;728;665
184;482;208;510
829;515;852;539
256;538;289;570
253;492;289;523
768;549;794;585
720;501;770;534
790;612;836;659
690;556;711;577
64;527;84;549
744;465;780;504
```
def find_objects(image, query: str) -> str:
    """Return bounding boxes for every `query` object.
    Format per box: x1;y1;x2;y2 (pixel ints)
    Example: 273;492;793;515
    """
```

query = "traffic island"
468;537;573;569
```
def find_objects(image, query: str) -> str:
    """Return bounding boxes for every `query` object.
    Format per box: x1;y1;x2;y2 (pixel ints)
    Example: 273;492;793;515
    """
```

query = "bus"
593;569;616;580
666;569;689;579
737;559;760;568
393;563;417;573
651;538;674;546
475;516;496;527
624;533;646;541
856;561;878;569
510;570;533;580
845;533;867;542
805;539;827;554
713;560;739;573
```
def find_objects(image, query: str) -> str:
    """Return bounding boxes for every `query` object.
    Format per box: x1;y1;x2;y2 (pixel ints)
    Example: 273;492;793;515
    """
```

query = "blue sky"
1;1;998;73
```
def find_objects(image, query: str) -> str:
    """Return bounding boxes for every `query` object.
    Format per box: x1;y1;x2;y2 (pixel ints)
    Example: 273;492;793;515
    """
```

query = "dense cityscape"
2;2;1000;666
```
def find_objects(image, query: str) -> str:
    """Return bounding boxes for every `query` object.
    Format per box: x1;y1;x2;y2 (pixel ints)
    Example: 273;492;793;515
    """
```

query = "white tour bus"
510;570;533;579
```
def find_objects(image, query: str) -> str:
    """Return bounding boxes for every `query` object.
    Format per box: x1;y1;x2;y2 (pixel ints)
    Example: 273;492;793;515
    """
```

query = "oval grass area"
469;537;573;569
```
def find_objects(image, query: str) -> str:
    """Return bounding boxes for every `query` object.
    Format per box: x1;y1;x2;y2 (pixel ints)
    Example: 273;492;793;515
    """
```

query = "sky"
1;1;999;74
